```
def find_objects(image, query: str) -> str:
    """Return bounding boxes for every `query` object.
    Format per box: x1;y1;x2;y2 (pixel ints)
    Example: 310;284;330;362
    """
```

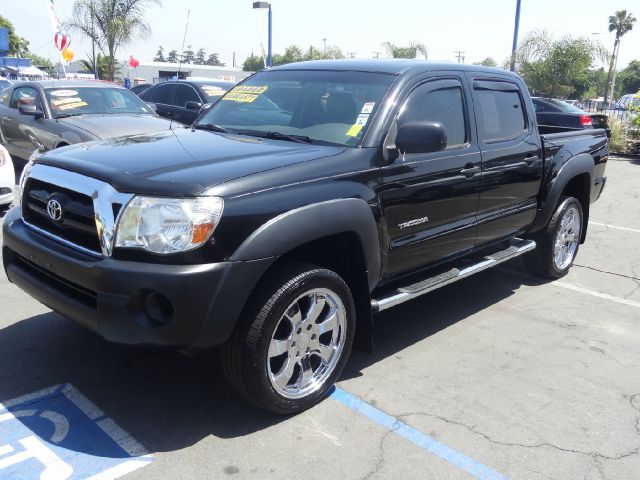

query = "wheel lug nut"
307;324;312;331
311;334;316;340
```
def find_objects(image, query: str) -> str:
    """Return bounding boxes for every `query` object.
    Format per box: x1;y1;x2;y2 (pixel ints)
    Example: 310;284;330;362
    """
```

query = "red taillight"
579;114;592;126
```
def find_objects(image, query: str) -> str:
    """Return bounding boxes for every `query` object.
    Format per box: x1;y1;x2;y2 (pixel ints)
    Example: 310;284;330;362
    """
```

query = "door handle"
460;164;481;177
524;155;538;165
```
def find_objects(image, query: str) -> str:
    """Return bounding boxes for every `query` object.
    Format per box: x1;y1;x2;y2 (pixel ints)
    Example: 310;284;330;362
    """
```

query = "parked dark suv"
139;79;235;125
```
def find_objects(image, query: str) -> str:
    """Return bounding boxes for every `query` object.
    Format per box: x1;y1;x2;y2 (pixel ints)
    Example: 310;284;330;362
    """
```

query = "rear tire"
221;263;355;414
525;196;583;279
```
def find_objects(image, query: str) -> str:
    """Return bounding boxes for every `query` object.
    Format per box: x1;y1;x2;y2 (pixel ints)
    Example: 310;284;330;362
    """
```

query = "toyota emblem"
46;198;63;222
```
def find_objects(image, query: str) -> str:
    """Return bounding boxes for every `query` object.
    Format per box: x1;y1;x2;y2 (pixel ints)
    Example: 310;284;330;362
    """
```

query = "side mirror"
185;100;203;110
395;121;447;154
19;104;44;119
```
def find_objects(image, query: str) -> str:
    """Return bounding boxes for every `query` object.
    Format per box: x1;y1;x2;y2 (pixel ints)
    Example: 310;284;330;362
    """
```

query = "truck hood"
57;113;173;139
36;128;346;196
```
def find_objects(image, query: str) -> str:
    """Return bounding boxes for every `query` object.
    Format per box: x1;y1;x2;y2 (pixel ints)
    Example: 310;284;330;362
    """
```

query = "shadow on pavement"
0;260;545;456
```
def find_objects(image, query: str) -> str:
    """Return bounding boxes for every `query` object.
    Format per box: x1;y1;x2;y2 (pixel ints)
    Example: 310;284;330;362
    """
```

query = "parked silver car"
0;80;174;167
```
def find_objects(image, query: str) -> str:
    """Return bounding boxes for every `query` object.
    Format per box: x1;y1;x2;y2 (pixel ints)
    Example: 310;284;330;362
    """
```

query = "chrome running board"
371;238;536;313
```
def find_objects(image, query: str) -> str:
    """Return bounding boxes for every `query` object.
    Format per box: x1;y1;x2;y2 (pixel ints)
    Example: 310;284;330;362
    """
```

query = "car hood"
57;113;173;138
36;128;347;196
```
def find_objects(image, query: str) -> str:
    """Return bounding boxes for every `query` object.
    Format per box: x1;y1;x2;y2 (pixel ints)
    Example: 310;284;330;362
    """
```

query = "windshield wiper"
193;123;230;133
239;130;313;144
55;113;84;119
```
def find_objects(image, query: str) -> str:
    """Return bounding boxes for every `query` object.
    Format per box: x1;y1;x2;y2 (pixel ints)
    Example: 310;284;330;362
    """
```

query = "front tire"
222;263;355;414
526;196;583;279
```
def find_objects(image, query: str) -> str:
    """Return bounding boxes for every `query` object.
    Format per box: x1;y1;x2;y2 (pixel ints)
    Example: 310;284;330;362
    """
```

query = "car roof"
268;59;519;78
21;80;123;89
179;79;235;86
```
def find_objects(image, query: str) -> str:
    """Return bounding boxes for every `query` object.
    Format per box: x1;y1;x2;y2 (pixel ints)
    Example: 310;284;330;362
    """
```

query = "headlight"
18;150;41;202
115;196;224;254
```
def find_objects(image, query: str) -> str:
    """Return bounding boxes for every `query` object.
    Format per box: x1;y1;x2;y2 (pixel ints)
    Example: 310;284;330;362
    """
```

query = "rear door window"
143;83;176;105
473;80;527;142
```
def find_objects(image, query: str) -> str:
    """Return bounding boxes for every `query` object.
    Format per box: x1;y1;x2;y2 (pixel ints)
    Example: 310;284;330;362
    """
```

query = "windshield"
45;87;154;118
196;70;395;146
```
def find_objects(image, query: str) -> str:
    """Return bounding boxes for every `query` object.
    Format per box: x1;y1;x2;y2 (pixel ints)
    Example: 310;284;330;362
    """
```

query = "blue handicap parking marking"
0;384;153;480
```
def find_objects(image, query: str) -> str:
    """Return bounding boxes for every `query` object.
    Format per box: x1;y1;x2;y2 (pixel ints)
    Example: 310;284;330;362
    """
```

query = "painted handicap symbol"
0;384;153;480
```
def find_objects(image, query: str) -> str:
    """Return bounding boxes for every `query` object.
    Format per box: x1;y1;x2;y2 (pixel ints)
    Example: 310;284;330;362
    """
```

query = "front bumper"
2;207;274;348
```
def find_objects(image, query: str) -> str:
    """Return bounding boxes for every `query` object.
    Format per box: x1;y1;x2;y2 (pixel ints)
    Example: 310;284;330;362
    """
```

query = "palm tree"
65;0;161;80
604;10;636;103
79;53;121;79
382;42;428;59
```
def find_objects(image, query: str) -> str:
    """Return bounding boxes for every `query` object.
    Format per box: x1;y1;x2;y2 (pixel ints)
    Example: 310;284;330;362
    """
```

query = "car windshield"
199;83;232;101
45;87;154;118
195;70;395;146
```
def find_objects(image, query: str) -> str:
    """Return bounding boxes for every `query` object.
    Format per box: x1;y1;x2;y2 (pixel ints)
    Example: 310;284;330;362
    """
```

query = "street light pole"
510;0;522;72
253;2;272;67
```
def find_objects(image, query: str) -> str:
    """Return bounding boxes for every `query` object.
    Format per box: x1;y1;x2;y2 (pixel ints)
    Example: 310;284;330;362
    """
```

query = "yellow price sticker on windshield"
58;101;88;110
346;124;363;137
223;92;259;103
231;85;268;94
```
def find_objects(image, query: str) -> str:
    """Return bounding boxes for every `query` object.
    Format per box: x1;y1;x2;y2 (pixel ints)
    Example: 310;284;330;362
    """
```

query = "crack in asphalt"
361;424;398;480
573;264;640;282
395;404;640;462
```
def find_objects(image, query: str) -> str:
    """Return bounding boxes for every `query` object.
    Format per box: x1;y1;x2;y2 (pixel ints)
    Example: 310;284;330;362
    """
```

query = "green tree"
513;31;608;97
66;0;161;80
474;57;498;67
182;45;195;64
25;53;54;71
205;53;224;66
79;53;121;79
382;42;427;59
195;47;206;65
604;10;636;103
0;15;30;56
617;60;640;95
166;49;178;63
153;45;165;62
243;54;264;71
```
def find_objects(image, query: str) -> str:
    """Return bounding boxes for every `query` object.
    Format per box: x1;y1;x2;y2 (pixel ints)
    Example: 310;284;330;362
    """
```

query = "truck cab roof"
268;59;518;78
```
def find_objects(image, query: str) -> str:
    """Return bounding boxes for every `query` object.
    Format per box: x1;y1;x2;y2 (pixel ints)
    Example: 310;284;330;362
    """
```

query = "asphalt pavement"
0;157;639;480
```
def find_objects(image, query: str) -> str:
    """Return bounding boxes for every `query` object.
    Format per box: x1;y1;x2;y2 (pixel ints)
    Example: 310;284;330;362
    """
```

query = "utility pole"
510;0;522;72
372;51;382;58
454;51;466;63
322;38;327;52
347;52;356;58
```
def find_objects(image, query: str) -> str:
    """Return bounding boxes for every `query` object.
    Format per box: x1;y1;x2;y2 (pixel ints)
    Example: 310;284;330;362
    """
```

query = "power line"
454;50;466;63
347;52;356;58
372;51;382;58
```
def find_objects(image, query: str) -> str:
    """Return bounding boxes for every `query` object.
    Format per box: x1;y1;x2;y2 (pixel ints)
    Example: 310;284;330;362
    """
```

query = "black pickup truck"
2;60;608;414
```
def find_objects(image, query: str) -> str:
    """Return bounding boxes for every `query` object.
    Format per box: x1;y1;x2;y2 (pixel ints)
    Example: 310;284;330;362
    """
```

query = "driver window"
10;87;42;111
399;83;467;148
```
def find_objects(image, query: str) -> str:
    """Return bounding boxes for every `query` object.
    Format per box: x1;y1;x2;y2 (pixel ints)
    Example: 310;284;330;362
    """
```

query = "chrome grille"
20;164;134;257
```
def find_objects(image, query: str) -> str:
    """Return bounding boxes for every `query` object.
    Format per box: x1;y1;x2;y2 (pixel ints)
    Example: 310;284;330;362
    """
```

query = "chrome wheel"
267;288;347;400
553;205;581;270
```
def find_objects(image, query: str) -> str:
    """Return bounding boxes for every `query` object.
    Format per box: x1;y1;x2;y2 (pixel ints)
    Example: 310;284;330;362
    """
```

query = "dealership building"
119;61;253;86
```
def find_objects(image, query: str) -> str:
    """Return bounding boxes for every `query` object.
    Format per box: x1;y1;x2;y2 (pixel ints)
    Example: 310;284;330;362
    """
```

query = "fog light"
145;292;173;324
126;289;174;327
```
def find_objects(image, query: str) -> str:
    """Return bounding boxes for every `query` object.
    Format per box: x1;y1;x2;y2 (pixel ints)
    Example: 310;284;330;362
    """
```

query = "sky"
2;0;639;70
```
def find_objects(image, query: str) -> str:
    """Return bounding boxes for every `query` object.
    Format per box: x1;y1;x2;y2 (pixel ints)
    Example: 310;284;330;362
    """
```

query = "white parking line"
497;267;640;310
589;221;640;234
553;281;640;309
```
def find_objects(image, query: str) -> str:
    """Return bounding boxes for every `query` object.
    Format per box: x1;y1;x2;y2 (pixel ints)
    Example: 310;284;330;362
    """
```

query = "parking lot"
0;157;639;480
